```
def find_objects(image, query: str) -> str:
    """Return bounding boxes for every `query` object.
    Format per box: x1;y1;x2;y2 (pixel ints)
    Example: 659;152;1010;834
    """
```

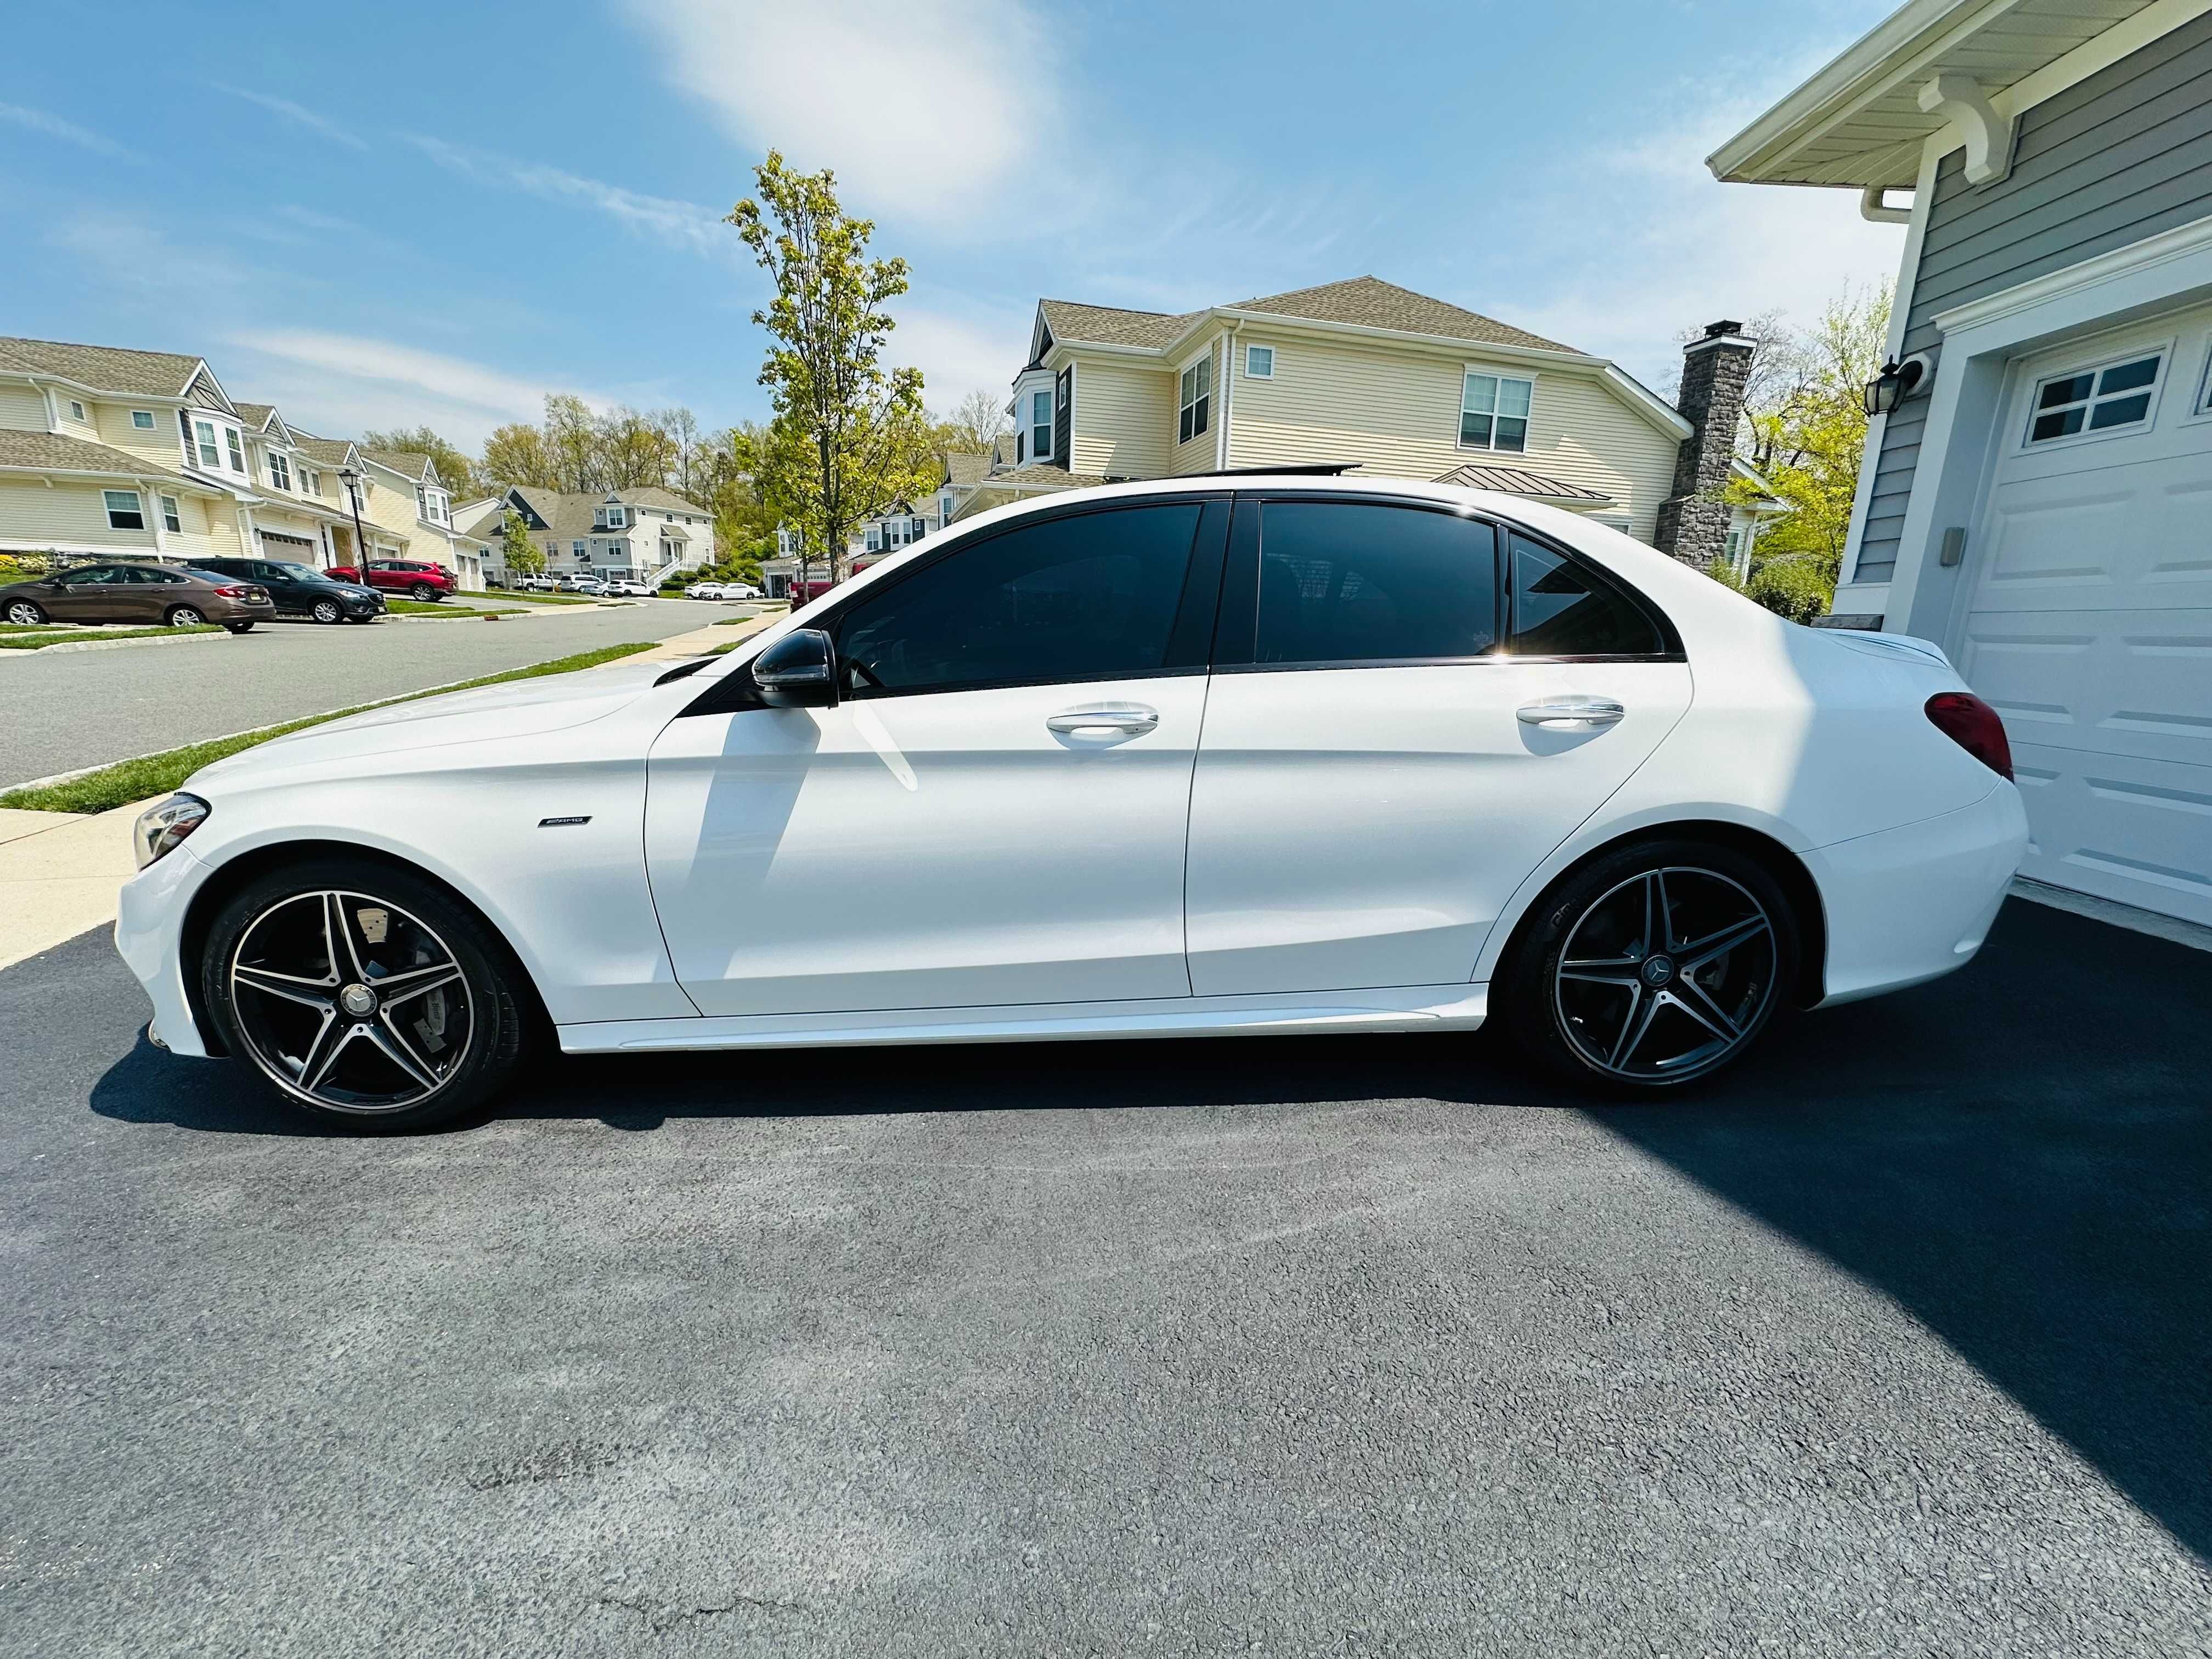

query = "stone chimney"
1654;320;1755;569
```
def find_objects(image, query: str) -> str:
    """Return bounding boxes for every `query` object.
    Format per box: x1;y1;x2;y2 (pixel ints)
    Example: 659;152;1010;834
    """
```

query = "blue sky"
4;0;1907;452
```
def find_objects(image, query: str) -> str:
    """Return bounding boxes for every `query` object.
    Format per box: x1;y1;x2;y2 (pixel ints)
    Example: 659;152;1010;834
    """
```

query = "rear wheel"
311;598;343;624
1503;839;1795;1090
5;599;46;626
410;583;437;602
224;620;255;634
166;605;206;628
199;859;532;1130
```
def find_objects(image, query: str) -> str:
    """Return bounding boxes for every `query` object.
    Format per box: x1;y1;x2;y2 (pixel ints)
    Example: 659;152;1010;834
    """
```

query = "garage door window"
2027;352;2163;444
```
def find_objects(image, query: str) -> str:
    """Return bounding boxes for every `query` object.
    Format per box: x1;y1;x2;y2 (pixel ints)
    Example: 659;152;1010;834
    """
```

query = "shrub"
1746;555;1835;625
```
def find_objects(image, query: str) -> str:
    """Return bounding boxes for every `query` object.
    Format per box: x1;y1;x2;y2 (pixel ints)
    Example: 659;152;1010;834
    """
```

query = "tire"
410;583;437;602
1500;838;1797;1092
224;620;255;635
4;599;45;626
311;599;343;624
199;857;531;1131
166;605;206;628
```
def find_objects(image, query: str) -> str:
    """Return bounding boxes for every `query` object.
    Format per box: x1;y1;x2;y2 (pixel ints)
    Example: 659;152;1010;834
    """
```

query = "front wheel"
4;599;45;626
166;605;206;628
311;599;343;624
200;859;532;1130
1502;840;1796;1091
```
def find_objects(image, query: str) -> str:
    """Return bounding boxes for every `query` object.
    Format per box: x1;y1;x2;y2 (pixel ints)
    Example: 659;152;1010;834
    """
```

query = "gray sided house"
1714;0;2212;928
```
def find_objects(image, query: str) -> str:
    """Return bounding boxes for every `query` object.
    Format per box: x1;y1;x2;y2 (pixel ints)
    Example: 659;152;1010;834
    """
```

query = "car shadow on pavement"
89;899;2210;1558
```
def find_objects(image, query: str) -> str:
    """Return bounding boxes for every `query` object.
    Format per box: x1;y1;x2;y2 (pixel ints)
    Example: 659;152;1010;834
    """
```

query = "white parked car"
685;581;729;600
117;477;2027;1128
512;574;557;592
557;575;605;595
600;578;655;597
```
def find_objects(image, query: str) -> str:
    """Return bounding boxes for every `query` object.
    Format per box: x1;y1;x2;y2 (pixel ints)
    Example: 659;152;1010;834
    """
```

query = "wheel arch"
178;838;556;1057
1488;819;1829;1008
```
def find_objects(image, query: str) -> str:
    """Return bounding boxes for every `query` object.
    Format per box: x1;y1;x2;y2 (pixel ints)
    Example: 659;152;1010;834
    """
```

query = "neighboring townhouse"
756;453;993;597
954;276;1776;564
230;404;359;569
1710;0;2212;929
348;446;470;587
455;484;714;586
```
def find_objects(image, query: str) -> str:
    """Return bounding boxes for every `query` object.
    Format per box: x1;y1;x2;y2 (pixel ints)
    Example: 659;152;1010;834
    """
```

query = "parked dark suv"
0;562;273;631
193;557;386;624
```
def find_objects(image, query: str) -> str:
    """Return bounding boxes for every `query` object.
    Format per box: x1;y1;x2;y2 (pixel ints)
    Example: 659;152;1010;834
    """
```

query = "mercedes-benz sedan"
116;477;2028;1128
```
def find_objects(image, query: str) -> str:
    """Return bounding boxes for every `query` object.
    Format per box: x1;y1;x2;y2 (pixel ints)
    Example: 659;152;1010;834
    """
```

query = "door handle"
1046;704;1160;736
1517;696;1626;730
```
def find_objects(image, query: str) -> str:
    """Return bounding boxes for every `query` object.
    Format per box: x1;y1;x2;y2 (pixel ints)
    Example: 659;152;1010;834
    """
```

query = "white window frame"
1030;389;1053;461
131;409;155;430
1244;344;1274;379
606;505;627;529
159;494;182;534
1178;354;1212;445
193;419;222;470
68;399;86;422
269;452;291;492
2021;343;2170;452
1459;370;1535;454
940;492;954;525
224;426;246;473
103;489;145;531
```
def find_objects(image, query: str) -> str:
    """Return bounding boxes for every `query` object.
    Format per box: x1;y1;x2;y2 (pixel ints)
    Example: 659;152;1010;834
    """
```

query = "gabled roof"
494;484;705;543
1708;0;2165;189
289;432;357;466
0;336;209;399
0;428;191;481
942;450;991;487
1228;278;1577;354
620;486;710;514
234;402;298;445
361;447;438;484
1036;300;1203;352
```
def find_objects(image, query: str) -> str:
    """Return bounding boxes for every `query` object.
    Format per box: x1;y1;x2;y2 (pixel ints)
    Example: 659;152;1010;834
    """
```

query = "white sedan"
117;477;2027;1128
685;581;730;600
599;578;657;597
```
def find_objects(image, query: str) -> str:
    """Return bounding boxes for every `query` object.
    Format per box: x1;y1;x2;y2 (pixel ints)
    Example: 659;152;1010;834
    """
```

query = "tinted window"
1255;502;1496;665
1508;533;1666;657
836;504;1201;695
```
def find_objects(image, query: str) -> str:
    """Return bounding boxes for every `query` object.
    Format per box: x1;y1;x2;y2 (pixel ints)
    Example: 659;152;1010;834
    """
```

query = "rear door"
1183;498;1692;995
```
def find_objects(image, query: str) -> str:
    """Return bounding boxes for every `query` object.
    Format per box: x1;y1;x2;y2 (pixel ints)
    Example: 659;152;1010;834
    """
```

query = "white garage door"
1958;303;2212;925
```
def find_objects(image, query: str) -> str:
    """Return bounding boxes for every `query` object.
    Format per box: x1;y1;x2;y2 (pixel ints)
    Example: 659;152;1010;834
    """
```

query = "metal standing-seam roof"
1430;461;1613;503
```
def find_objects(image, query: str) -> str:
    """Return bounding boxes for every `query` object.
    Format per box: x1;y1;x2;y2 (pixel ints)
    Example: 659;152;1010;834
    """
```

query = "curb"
0;630;229;659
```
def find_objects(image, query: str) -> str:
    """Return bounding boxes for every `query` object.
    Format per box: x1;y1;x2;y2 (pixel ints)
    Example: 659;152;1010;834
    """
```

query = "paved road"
0;599;747;787
2;900;2208;1657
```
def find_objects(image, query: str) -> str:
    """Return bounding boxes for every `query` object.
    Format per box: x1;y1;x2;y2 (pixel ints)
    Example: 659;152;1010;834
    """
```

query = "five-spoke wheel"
201;860;529;1127
1506;841;1795;1088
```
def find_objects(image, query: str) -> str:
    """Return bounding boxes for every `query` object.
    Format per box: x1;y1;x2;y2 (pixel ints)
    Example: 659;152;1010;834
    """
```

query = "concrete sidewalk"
0;612;778;970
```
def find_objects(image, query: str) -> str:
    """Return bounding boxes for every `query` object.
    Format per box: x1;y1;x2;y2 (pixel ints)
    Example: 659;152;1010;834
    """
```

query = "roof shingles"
1037;277;1580;358
0;337;206;397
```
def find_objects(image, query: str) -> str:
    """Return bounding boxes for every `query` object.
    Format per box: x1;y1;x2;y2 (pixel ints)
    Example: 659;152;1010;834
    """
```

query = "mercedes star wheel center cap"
339;984;379;1018
1640;954;1676;988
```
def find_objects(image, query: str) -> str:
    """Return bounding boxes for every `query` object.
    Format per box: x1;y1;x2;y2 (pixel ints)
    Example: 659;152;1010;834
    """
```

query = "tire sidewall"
1504;838;1798;1092
199;857;529;1130
313;600;342;624
168;606;204;628
4;600;43;626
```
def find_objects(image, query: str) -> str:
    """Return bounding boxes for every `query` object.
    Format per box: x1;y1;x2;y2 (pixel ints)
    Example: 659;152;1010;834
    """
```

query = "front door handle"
1046;703;1160;736
1517;696;1626;730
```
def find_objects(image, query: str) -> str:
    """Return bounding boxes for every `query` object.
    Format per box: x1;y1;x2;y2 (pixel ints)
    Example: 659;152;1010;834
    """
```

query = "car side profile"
116;477;2027;1128
329;560;458;601
191;557;386;624
2;562;273;632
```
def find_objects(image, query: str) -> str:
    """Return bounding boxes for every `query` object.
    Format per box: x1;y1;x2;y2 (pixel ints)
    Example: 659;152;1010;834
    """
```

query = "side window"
1254;501;1497;665
1506;532;1666;657
835;503;1204;696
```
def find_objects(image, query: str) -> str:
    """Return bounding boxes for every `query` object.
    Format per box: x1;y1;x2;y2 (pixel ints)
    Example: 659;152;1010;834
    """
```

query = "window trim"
1030;388;1053;461
103;489;146;531
68;399;87;422
2021;342;2171;452
159;494;182;534
131;410;156;430
1244;344;1274;380
1459;368;1537;454
1178;353;1212;445
269;452;291;492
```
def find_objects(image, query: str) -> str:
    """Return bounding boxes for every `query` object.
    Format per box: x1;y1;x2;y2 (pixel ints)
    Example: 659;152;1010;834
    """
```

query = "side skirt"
557;984;1491;1054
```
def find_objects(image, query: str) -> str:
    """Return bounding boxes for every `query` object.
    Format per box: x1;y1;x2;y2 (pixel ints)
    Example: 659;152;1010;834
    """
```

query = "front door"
1184;499;1692;995
646;497;1227;1017
40;567;117;620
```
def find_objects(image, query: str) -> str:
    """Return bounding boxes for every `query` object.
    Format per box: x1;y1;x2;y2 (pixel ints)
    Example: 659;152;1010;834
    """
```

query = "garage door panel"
1960;606;2212;766
2010;743;2212;926
1973;479;2138;606
2141;471;2212;588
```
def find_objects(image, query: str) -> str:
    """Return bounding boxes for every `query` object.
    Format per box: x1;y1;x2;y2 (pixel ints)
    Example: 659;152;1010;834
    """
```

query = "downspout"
1216;324;1238;470
1860;184;1912;224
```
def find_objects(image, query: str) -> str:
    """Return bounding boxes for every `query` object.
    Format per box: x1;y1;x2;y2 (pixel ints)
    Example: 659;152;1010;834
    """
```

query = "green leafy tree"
1719;283;1892;622
730;151;938;586
478;421;558;491
362;426;477;498
500;508;545;577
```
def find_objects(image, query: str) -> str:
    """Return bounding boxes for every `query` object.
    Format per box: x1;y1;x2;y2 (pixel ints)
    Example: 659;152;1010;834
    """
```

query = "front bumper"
1803;782;2029;1007
114;842;219;1058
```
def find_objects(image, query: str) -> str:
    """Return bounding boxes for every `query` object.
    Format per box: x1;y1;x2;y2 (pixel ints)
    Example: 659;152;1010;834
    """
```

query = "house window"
1461;373;1532;452
572;540;586;558
1245;345;1274;379
269;453;291;491
940;493;953;524
866;525;882;552
132;410;155;430
159;494;182;533
303;467;319;495
1178;357;1212;444
1031;390;1052;461
193;419;222;470
607;505;626;528
225;427;246;472
69;400;86;422
2027;352;2163;443
103;489;145;531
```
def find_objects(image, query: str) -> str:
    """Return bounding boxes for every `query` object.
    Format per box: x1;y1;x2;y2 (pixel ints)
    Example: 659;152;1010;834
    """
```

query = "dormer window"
607;505;625;529
225;427;246;473
269;453;290;491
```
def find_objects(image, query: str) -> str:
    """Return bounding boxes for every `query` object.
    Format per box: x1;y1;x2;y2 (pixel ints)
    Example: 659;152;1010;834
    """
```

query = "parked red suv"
329;559;458;601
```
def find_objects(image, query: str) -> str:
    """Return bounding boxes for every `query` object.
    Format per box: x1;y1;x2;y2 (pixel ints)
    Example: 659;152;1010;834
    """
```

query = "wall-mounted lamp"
1863;354;1930;416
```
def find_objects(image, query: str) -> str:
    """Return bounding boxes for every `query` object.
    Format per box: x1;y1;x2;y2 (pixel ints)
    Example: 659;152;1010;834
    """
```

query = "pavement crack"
595;1591;803;1632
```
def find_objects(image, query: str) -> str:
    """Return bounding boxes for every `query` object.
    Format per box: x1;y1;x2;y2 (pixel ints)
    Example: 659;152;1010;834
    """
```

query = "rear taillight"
1926;691;2013;780
211;584;249;597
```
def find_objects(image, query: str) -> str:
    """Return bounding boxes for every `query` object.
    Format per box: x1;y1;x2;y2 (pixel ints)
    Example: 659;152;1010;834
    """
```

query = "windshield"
272;562;319;580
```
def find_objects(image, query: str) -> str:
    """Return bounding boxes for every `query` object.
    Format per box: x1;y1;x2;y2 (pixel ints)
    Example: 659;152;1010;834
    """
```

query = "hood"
192;659;674;786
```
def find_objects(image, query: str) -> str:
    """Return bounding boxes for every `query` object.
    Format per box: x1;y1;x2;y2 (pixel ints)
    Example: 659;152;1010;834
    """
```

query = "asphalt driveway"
2;899;2207;1656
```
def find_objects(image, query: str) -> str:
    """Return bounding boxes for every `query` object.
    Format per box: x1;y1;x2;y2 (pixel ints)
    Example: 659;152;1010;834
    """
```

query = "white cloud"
617;0;1052;222
222;330;616;448
407;136;731;256
212;84;369;151
0;103;136;161
884;299;1034;410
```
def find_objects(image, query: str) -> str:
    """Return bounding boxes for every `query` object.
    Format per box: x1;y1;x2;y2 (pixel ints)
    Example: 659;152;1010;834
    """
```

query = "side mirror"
752;627;840;708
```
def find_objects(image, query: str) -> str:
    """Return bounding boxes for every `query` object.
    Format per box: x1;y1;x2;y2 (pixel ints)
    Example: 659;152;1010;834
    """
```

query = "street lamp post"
338;466;368;578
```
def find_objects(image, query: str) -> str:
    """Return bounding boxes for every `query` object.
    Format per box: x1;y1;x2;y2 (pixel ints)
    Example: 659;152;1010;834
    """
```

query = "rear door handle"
1047;703;1160;736
1517;696;1626;730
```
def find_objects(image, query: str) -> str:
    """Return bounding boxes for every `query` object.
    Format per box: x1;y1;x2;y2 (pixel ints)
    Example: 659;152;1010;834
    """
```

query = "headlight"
133;793;209;870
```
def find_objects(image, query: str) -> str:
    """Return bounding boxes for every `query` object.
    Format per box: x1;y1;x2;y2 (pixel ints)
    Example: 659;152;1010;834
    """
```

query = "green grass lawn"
487;590;600;605
0;624;221;650
0;640;662;815
386;600;527;618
